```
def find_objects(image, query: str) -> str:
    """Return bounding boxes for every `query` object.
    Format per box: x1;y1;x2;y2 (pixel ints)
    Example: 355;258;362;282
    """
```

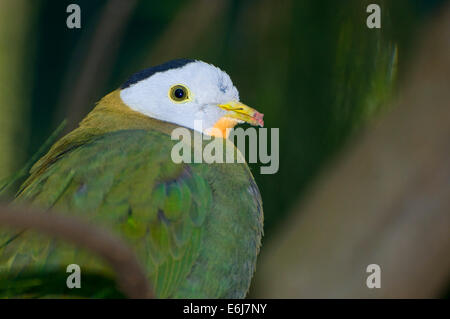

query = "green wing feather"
0;129;212;298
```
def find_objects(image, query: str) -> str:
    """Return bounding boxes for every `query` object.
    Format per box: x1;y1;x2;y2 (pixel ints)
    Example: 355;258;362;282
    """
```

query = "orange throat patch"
208;117;240;138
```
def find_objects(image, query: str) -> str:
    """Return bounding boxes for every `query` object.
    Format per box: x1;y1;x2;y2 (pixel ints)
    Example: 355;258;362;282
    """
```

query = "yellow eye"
169;85;190;103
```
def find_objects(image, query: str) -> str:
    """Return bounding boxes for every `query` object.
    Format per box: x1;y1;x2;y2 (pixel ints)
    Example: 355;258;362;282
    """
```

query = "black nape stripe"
120;58;196;89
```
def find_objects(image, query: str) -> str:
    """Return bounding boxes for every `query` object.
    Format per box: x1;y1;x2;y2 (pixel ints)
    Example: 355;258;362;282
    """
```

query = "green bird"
0;59;264;298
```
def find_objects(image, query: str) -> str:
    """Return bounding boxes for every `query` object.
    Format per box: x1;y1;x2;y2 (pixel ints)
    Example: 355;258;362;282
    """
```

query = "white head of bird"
120;59;264;138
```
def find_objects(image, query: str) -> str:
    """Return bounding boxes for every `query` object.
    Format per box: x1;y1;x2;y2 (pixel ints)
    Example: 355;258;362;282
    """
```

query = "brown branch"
253;4;450;298
0;204;153;299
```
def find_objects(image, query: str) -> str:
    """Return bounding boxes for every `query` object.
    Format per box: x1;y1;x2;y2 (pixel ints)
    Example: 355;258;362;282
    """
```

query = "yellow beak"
218;101;264;127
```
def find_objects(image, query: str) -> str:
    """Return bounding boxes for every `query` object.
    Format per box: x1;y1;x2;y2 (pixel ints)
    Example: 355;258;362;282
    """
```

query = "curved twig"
0;204;154;299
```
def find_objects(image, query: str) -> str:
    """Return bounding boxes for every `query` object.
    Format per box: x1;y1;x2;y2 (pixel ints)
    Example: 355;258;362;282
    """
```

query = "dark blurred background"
0;0;448;298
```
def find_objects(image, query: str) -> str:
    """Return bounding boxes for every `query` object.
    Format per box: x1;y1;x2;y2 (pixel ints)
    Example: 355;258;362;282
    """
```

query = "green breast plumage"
0;91;263;298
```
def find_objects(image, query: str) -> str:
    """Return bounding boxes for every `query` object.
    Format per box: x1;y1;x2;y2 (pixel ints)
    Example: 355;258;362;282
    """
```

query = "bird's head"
119;59;264;138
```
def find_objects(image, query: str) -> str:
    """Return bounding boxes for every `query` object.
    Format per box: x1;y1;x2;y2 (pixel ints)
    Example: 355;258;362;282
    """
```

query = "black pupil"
174;88;185;99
